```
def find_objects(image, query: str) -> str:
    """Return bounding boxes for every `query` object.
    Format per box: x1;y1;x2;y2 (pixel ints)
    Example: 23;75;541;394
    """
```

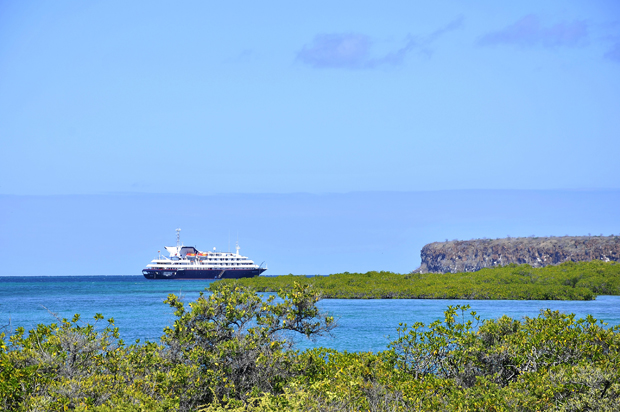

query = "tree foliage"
0;283;334;411
217;260;620;300
1;282;619;411
161;282;334;409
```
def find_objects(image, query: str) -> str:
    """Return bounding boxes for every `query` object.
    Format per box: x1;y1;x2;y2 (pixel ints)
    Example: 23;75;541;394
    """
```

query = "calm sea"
2;276;619;353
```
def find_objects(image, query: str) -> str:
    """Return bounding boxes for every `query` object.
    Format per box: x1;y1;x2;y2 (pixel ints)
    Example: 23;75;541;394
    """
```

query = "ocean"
2;276;619;353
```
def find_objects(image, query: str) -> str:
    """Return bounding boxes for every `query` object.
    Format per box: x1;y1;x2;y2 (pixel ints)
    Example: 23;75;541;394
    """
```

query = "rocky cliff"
413;235;620;274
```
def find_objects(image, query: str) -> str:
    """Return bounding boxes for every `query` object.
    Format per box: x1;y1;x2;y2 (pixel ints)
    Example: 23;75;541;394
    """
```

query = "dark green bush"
1;284;618;411
216;261;620;300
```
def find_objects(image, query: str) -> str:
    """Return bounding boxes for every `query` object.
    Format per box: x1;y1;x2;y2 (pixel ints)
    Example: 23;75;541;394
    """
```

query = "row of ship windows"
166;262;253;266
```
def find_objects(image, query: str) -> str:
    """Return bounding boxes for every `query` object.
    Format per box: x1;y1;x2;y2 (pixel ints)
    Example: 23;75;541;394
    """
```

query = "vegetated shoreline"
217;260;620;300
3;282;620;411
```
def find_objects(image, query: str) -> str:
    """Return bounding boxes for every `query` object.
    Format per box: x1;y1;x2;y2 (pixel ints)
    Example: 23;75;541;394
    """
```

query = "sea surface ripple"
2;276;619;353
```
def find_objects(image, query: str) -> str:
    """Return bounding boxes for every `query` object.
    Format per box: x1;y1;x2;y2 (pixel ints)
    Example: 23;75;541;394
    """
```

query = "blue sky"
2;191;619;276
1;1;619;195
1;2;619;276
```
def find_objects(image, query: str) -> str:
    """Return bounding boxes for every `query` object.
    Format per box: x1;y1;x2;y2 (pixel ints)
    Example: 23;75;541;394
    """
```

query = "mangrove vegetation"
1;282;619;411
217;261;620;300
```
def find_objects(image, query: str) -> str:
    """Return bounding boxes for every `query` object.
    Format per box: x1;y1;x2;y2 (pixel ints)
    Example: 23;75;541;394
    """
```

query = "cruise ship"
142;229;267;280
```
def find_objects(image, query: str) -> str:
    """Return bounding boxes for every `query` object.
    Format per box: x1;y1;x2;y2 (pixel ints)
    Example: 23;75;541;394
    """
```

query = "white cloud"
605;41;620;62
297;33;372;69
478;15;588;48
297;17;463;70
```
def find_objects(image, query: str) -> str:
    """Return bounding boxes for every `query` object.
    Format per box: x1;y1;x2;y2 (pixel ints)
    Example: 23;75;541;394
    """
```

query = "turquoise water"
2;276;619;353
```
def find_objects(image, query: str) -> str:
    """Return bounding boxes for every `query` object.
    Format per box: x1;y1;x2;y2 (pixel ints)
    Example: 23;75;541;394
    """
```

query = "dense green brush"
215;260;620;300
2;283;619;411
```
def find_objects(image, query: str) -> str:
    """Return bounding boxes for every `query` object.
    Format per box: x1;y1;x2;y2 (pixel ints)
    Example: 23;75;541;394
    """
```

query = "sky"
1;0;619;194
1;1;619;275
2;190;619;276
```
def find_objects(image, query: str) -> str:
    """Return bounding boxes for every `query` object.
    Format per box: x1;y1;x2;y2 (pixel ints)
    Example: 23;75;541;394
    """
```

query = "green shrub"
2;285;619;411
216;261;620;300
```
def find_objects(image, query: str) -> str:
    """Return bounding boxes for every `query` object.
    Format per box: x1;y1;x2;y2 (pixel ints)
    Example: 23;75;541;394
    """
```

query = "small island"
415;235;620;274
215;236;620;300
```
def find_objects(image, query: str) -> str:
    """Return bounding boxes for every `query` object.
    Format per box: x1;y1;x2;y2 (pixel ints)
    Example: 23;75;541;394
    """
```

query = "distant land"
414;235;620;274
1;190;619;276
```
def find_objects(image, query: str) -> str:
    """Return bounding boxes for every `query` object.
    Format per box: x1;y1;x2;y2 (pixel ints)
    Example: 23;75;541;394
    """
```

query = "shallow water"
1;276;619;352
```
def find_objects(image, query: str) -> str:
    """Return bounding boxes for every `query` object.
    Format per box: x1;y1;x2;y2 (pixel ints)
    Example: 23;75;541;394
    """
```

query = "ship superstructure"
142;229;267;280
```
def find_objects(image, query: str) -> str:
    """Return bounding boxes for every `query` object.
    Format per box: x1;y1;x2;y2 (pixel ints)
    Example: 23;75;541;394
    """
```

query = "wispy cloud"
478;15;588;48
427;16;465;43
297;17;463;69
605;41;620;62
297;33;372;69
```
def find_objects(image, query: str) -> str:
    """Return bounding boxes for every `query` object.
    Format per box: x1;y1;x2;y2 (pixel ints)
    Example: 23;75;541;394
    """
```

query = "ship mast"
176;228;181;247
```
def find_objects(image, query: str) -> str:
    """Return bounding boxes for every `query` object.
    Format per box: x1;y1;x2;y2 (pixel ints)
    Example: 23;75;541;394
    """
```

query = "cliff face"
414;236;620;274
